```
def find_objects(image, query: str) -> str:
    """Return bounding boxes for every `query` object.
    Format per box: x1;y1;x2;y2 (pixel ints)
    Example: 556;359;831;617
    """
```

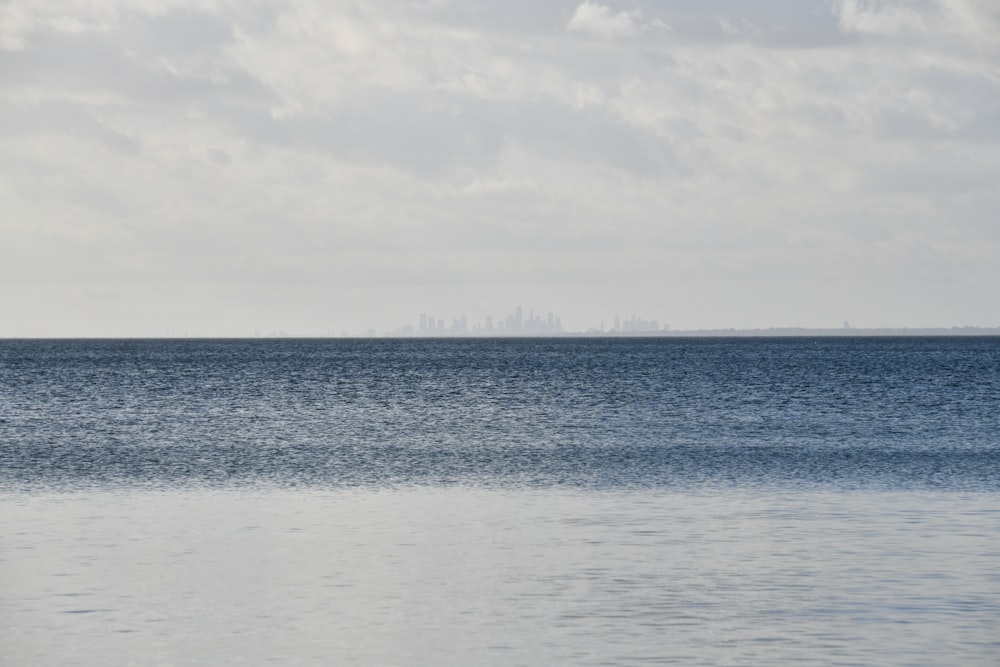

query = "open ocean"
2;337;999;665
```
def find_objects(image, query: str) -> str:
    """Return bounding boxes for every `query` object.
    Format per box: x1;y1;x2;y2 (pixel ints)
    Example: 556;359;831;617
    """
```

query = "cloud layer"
2;0;999;334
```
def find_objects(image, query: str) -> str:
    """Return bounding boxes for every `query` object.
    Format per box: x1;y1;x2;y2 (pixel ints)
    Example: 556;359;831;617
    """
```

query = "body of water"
2;337;998;665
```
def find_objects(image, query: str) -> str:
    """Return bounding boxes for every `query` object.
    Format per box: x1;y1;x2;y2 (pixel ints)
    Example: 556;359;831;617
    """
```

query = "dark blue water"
2;337;998;490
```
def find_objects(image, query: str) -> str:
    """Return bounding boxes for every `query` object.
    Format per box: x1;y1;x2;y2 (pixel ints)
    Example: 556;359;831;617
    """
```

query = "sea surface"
2;337;999;665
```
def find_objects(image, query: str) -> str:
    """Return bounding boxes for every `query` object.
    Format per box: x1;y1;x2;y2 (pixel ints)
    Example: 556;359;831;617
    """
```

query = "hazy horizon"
3;1;999;336
4;317;1000;339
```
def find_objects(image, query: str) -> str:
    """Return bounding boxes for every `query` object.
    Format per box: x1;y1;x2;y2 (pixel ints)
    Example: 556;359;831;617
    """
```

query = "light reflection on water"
2;487;998;666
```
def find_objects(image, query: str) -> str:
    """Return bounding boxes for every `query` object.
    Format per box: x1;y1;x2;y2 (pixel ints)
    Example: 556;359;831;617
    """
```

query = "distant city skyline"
382;306;667;337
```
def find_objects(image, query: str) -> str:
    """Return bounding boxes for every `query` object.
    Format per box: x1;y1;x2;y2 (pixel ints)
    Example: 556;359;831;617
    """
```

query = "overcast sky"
2;0;998;335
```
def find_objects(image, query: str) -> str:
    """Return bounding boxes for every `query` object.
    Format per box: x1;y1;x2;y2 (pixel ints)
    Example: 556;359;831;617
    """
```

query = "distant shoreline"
400;327;1000;338
589;327;1000;337
3;328;1000;340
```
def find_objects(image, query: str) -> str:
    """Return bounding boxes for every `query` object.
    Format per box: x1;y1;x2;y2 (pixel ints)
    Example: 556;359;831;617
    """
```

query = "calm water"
2;338;999;665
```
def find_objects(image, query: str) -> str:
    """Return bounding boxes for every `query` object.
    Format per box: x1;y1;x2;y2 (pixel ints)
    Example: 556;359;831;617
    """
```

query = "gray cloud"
0;100;138;154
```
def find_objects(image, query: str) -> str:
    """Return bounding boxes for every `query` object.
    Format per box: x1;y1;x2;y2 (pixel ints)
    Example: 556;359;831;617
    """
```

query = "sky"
2;0;999;336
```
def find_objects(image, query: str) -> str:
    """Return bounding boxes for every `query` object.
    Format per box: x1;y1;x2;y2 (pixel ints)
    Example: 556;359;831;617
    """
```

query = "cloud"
1;0;999;334
567;2;643;38
835;0;930;35
0;100;138;155
0;2;34;51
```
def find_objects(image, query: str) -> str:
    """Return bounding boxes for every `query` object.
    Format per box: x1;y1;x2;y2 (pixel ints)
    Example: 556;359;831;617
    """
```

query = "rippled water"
2;338;999;665
2;337;999;490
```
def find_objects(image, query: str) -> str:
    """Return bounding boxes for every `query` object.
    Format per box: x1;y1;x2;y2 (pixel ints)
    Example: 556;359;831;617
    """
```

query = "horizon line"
3;325;1000;340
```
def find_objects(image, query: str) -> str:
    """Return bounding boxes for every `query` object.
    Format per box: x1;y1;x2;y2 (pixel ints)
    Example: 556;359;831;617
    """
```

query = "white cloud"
0;2;34;50
836;0;929;35
567;2;641;38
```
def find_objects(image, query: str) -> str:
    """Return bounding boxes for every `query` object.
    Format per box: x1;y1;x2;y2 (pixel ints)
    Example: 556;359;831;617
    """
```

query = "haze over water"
2;338;999;665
